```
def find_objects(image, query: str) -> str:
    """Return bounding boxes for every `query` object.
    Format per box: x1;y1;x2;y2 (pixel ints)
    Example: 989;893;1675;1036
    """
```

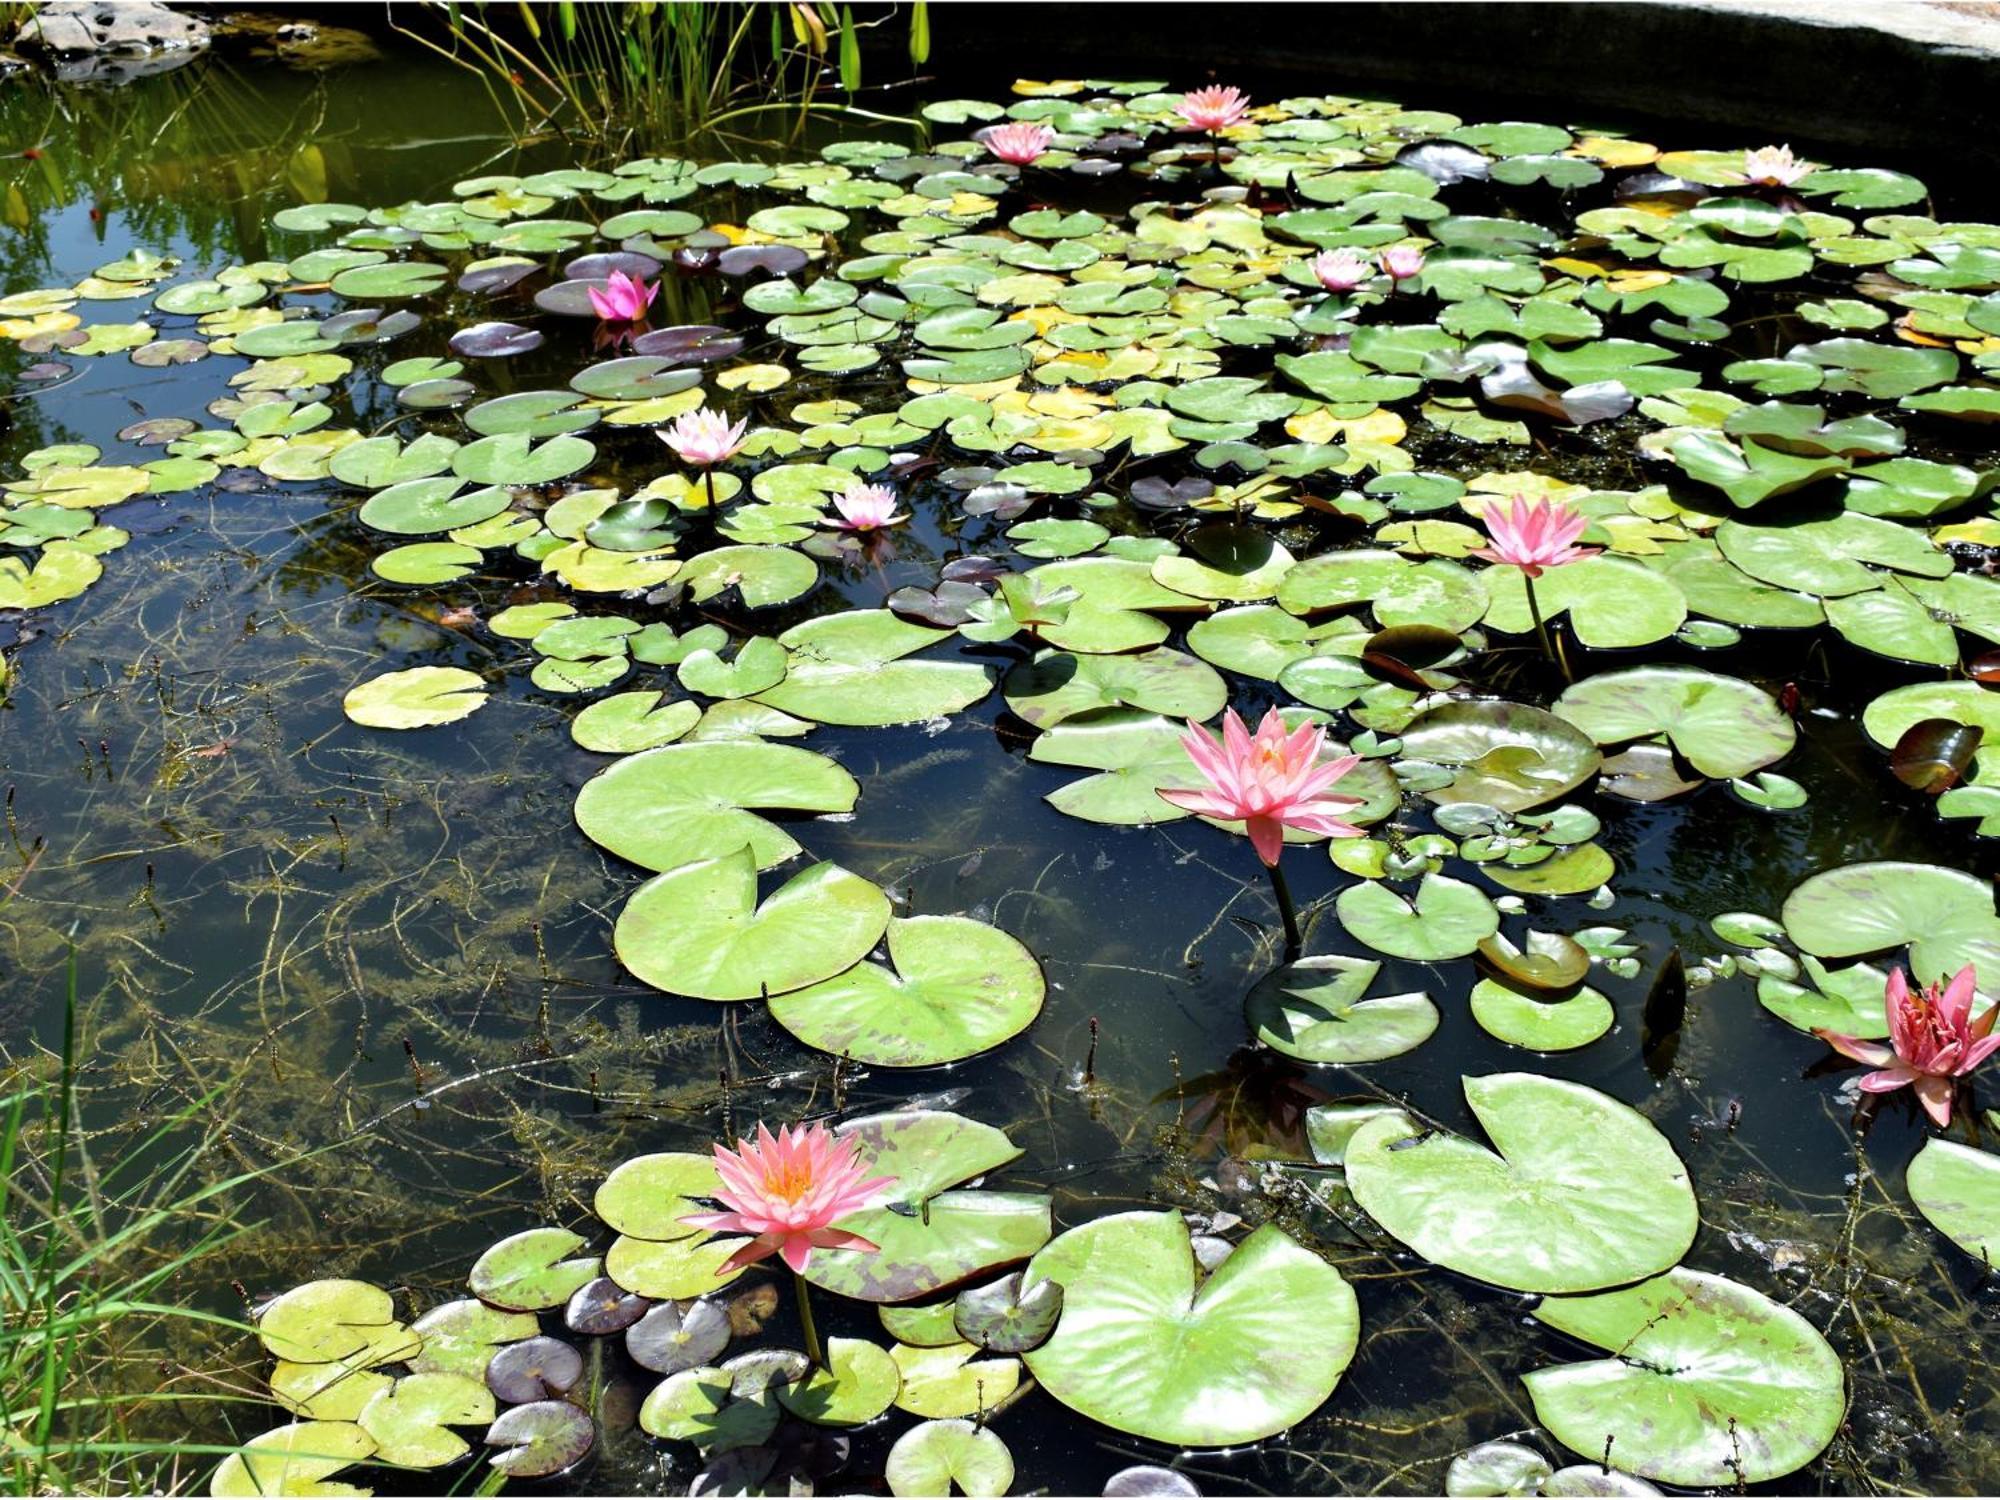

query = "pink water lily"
1175;85;1250;133
1733;144;1817;188
1159;708;1364;868
1379;245;1426;282
829;482;907;531
984;122;1055;165
1312;250;1370;293
658;406;748;467
586;269;657;323
1470;494;1601;579
1817;965;1999;1128
681;1121;896;1275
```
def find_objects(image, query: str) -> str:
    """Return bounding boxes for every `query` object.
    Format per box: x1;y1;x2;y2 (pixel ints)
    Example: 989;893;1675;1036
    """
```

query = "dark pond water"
3;38;1999;1499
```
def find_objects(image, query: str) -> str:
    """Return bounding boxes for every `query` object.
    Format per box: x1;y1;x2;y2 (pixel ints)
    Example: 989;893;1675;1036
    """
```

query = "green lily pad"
1346;1072;1697;1293
755;610;994;726
1028;709;1198;825
468;1228;602;1312
571;692;702;753
1003;647;1226;730
358;477;511;536
1907;1138;2000;1266
886;1419;1014;1498
1781;861;2000;982
1524;1268;1844;1485
1150;524;1295;602
1715;511;1951;597
357;1372;494;1469
573;741;858;873
1552;668;1793;780
613;848;891;1002
767;915;1045;1066
1469;979;1614;1051
342;667;488;730
1756;956;1891;1038
1022;1212;1358;1447
209;1422;376;1498
775;1337;902;1426
1481;557;1688;647
805;1111;1051;1305
1399;700;1603;812
1336;874;1500;960
1246;954;1438;1063
257;1280;417;1368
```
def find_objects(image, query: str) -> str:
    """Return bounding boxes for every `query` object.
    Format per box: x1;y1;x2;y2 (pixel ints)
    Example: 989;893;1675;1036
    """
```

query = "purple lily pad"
1070;158;1124;177
486;1336;584;1405
319;307;421;345
20;360;71;382
716;244;809;278
1105;1466;1203;1496
117;417;196;446
625;1298;731;1374
398;377;477;410
459;261;537;296
450;320;546;359
484;1399;595;1479
1131;475;1215;511
630;324;745;365
20;328;85;354
942;554;1008;585
888;580;991;628
952;1270;1062;1353
533;279;615;318
564;1275;650;1336
565;250;663;283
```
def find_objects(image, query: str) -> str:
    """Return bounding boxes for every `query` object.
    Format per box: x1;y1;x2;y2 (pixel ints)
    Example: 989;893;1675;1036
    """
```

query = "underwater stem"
1267;858;1301;955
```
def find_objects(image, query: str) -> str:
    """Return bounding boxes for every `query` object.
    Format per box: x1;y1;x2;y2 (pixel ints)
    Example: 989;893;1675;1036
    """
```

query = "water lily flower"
1160;708;1364;869
1312;250;1370;293
984;122;1055;165
1469;494;1601;579
829;482;907;531
1733;144;1818;188
1817;965;1998;1128
586;269;657;323
682;1121;895;1275
658;406;748;468
1379;245;1426;283
1175;85;1250;133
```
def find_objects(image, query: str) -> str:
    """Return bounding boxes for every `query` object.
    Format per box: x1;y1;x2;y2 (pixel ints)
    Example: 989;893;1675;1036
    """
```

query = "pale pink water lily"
1817;965;1999;1128
681;1121;896;1275
1379;245;1426;282
1159;708;1364;868
1312;249;1370;293
1175;85;1250;133
984;122;1055;165
1733;144;1818;188
829;482;907;531
1470;494;1601;579
586;269;657;323
658;406;748;467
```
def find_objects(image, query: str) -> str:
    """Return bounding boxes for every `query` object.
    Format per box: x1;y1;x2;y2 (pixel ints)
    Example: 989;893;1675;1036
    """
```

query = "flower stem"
1523;571;1571;684
702;467;719;530
1267;858;1301;955
792;1269;824;1369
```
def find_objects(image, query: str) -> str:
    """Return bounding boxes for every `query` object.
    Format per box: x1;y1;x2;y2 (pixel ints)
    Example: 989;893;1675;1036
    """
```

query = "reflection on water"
3;45;1999;1498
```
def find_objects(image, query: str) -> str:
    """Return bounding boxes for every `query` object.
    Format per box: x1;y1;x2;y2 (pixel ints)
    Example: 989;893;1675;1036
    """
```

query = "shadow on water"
2;35;1999;1498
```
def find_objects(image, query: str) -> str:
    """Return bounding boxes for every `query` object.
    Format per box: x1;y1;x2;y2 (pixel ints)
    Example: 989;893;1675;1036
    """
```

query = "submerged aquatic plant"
683;1121;894;1366
586;268;658;323
1816;965;1998;1127
829;482;907;531
983;121;1055;165
1160;709;1363;951
1471;495;1600;677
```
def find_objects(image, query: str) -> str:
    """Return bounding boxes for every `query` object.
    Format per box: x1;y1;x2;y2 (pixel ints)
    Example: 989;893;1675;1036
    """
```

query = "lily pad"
1906;1137;2000;1265
1022;1212;1358;1446
1246;954;1439;1063
1469;979;1614;1051
1781;861;2000;982
886;1418;1015;1498
1345;1073;1697;1293
343;667;488;730
1336;875;1501;960
468;1227;602;1312
1553;668;1793;780
1399;700;1602;812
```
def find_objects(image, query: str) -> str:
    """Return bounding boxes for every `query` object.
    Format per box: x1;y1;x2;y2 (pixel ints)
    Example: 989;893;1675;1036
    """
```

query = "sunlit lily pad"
886;1418;1014;1498
1246;954;1438;1063
1782;861;2000;981
1906;1137;2000;1265
1553;667;1793;780
1336;874;1501;960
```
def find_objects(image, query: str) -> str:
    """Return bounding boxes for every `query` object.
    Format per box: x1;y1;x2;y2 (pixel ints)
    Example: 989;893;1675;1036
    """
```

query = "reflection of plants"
1;953;264;1495
390;1;928;149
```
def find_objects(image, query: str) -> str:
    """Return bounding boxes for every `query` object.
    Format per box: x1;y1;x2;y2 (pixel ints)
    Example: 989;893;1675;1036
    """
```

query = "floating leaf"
342;667;487;730
1245;954;1438;1063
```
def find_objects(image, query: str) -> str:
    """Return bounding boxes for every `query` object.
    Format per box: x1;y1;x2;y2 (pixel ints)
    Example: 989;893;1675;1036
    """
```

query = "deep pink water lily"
1817;965;1998;1128
829;482;907;531
1159;708;1364;867
1379;245;1426;282
1312;250;1369;292
1733;144;1817;188
681;1121;896;1274
1176;85;1250;133
658;406;747;467
985;122;1055;165
586;269;657;323
1470;495;1601;579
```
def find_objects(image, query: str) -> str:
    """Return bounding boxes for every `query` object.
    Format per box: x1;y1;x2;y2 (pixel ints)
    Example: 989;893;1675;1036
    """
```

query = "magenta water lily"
984;121;1055;165
585;269;656;323
1817;966;1998;1128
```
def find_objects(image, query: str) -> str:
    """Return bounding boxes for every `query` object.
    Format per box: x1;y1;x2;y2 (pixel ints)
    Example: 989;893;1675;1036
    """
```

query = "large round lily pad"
613;849;891;1001
1399;700;1602;812
767;915;1045;1066
343;667;488;730
574;741;858;873
1781;861;2000;982
1246;954;1439;1063
1553;667;1794;780
1906;1137;2000;1265
1003;647;1227;730
1022;1212;1358;1447
1524;1267;1844;1486
1336;875;1500;960
1346;1073;1697;1293
754;610;994;726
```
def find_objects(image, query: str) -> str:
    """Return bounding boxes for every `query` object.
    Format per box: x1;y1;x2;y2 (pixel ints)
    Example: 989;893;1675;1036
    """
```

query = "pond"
4;27;2000;1500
